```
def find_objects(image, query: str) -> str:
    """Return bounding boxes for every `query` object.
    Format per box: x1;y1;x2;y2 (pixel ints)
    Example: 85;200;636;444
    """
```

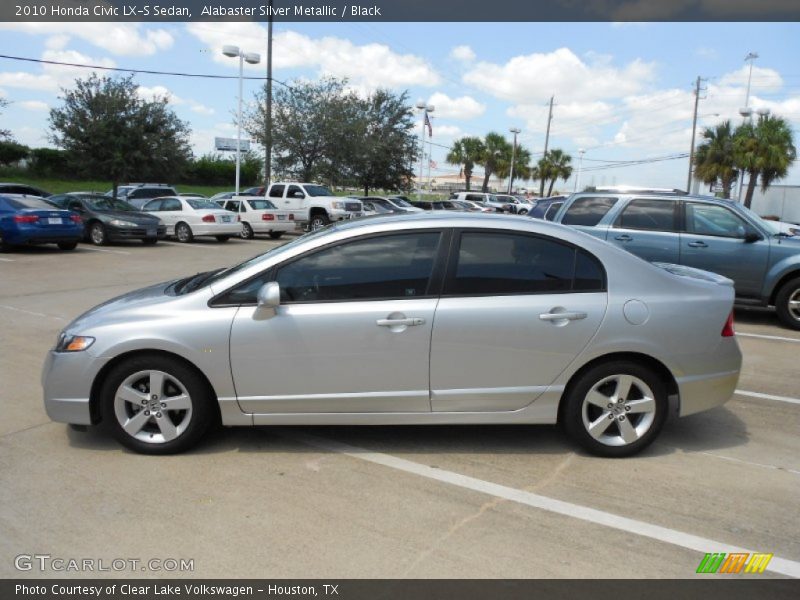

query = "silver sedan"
42;213;742;457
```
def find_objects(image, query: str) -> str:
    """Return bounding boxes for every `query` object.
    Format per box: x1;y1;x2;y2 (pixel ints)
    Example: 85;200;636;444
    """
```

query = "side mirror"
744;231;762;243
256;281;281;308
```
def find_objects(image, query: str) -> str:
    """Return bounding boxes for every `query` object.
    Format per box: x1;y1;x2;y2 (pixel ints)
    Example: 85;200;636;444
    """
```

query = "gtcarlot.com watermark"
14;554;194;573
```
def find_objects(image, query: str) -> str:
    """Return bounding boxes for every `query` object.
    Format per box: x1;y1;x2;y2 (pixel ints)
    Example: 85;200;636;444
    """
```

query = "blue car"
528;196;567;220
0;195;83;251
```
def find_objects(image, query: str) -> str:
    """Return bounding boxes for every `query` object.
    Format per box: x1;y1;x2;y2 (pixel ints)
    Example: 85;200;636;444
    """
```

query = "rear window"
247;199;276;210
561;196;618;226
187;199;220;210
6;197;57;210
129;187;175;199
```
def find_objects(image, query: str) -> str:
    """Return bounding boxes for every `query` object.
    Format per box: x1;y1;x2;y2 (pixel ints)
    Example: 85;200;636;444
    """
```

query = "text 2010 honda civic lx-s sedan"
42;213;742;457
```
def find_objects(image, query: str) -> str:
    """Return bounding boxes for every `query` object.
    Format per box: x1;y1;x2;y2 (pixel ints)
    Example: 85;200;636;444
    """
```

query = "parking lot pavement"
1;239;799;579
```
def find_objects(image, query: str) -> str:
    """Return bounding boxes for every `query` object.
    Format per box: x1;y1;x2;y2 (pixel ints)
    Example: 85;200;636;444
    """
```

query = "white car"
218;196;296;239
141;196;240;243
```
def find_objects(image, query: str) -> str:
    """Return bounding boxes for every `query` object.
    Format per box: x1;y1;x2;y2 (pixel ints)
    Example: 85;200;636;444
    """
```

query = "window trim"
612;197;680;232
441;228;607;298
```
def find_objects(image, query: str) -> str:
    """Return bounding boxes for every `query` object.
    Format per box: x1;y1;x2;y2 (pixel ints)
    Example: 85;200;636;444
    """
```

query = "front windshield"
86;197;137;212
304;184;333;197
187;199;221;210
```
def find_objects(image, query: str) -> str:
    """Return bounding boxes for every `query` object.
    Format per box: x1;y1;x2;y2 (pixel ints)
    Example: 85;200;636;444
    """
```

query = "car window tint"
544;202;562;221
617;198;678;231
573;249;606;291
448;232;576;295
247;199;274;210
466;194;484;202
142;199;162;211
685;203;748;238
269;185;285;198
287;185;304;198
274;232;441;303
161;198;182;211
561;196;618;226
7;197;56;209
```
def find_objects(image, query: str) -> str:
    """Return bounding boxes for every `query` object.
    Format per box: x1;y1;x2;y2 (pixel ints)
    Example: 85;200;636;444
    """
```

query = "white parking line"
0;304;66;321
699;452;800;476
158;241;226;250
735;389;800;406
738;332;800;343
0;257;14;262
80;247;131;255
288;431;800;578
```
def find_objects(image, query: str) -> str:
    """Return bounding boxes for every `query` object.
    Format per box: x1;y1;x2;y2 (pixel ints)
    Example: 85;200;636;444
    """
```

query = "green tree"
49;74;192;198
734;114;796;209
446;136;485;191
0;141;29;166
693;120;739;199
478;132;512;192
0;98;12;141
538;149;573;197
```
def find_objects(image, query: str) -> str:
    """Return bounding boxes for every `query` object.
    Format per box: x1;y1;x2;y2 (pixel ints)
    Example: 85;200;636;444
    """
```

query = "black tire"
175;222;193;243
775;277;800;330
216;235;230;243
142;238;158;245
58;241;78;251
100;354;216;455
563;361;668;458
241;222;254;239
309;212;330;231
89;222;107;246
518;209;528;215
268;231;284;240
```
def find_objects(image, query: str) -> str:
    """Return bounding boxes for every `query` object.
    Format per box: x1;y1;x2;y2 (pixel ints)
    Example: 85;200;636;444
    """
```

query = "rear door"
430;229;607;412
157;197;183;232
608;197;680;263
558;195;619;239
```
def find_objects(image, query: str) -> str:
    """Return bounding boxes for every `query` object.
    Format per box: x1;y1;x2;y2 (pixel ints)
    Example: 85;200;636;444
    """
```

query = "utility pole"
539;95;554;197
687;76;706;193
264;0;273;192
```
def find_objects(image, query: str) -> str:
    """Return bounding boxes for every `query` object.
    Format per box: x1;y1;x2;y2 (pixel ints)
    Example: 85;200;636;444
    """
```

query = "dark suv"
551;191;800;329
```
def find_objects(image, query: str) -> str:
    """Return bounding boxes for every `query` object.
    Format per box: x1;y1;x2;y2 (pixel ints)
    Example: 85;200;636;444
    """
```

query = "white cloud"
45;35;70;50
431;124;463;139
0;23;174;56
718;65;783;92
463;47;656;104
137;85;179;103
0;72;57;92
190;104;215;116
18;100;49;112
427;92;485;120
450;45;476;62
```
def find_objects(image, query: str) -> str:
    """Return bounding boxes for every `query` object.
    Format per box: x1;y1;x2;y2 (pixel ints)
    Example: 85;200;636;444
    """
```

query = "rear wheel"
175;222;193;243
101;355;216;455
268;231;284;240
563;361;667;457
57;241;78;251
215;235;230;243
89;222;107;246
775;277;800;330
240;222;254;239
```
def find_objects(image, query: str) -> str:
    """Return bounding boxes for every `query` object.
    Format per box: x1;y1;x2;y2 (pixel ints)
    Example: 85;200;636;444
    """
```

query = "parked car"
528;196;567;221
353;196;414;216
494;194;535;215
0;194;82;250
550;190;800;329
266;182;362;230
141;196;240;243
179;193;207;199
450;200;485;212
243;186;266;196
43;213;741;457
209;191;237;204
385;196;423;212
409;200;462;211
218;196;295;239
0;183;51;197
48;193;166;245
449;191;507;212
107;184;178;208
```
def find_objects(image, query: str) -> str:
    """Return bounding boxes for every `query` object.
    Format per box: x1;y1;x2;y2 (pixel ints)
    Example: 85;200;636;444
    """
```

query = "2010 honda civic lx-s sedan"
42;213;742;457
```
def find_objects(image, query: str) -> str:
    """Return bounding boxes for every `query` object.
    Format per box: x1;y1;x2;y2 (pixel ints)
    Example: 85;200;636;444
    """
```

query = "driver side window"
685;203;749;238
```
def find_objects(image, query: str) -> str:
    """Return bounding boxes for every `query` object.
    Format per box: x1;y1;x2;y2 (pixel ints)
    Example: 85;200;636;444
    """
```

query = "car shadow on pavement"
734;305;780;328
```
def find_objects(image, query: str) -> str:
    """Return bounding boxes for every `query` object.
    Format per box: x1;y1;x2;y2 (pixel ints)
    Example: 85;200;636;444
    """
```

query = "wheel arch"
768;269;800;306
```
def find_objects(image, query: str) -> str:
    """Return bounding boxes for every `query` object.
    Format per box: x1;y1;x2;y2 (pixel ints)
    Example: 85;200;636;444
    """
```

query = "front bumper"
41;350;109;425
107;224;167;241
330;210;362;221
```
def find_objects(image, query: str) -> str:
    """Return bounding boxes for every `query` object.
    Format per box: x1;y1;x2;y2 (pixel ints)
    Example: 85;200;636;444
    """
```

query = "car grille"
345;202;361;212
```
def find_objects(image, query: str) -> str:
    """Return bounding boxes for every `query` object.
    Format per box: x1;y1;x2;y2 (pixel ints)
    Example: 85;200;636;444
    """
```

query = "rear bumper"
676;339;742;416
5;227;82;245
250;221;295;233
187;223;242;237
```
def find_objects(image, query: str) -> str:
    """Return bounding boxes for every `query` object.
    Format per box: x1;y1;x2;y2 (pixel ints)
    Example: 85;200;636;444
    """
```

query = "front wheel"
58;241;78;251
775;277;800;330
268;231;284;240
309;213;330;231
563;361;667;457
101;355;216;454
89;222;107;246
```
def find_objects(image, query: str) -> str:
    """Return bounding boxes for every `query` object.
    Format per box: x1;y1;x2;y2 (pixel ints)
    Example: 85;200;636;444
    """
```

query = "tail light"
721;311;735;337
288;213;295;220
13;214;39;223
202;215;216;223
70;214;82;223
262;213;275;221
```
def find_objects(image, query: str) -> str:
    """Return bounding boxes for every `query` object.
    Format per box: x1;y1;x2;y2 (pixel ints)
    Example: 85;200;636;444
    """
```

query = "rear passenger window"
269;185;285;198
616;198;677;231
544;202;562;221
446;232;605;295
561;196;618;226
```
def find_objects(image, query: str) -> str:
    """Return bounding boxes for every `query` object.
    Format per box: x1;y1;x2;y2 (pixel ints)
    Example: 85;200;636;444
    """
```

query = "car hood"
97;210;160;223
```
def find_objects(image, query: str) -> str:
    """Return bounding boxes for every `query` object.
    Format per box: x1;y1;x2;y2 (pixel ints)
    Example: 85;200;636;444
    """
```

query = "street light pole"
265;1;273;192
222;45;261;196
687;76;706;193
574;148;585;192
539;95;554;197
737;52;759;203
508;127;520;194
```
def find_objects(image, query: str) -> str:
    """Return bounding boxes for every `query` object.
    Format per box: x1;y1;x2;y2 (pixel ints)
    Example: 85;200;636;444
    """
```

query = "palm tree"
478;132;512;192
693;120;738;199
446;136;485;191
734;114;796;208
538;149;573;197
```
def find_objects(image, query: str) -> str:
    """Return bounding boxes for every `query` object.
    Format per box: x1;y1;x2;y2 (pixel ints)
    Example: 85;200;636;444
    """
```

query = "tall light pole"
508;127;521;194
574;148;585;192
415;102;434;199
222;45;261;195
737;52;759;203
686;76;707;193
264;0;273;192
539;95;554;197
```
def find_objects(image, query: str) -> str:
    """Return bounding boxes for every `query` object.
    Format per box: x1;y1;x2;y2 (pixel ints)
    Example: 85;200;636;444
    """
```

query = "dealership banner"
3;0;800;22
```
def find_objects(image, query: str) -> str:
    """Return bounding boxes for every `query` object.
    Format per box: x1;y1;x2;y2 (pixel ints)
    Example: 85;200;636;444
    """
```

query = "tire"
100;354;216;455
268;231;284;240
89;222;107;246
309;212;330;231
563;361;667;458
775;277;800;330
240;222;254;239
215;235;230;243
175;222;193;243
518;209;528;215
57;241;78;251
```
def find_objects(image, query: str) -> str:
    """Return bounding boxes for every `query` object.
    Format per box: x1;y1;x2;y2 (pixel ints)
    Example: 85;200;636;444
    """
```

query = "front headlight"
109;219;138;227
331;201;344;210
55;333;95;353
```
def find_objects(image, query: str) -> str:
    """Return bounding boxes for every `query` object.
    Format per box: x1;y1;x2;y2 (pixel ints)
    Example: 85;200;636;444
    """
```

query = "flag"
429;159;437;169
424;112;432;137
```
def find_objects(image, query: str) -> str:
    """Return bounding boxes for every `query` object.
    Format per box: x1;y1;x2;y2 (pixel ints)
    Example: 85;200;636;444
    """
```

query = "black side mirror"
744;231;762;243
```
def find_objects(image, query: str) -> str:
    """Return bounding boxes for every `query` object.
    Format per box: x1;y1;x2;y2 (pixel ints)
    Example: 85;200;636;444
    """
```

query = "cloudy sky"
0;20;798;191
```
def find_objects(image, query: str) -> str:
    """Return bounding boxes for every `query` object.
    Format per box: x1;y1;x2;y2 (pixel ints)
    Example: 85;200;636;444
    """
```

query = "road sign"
215;137;250;152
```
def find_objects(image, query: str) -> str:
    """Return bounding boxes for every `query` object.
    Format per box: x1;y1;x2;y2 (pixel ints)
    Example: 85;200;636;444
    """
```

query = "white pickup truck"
266;182;363;230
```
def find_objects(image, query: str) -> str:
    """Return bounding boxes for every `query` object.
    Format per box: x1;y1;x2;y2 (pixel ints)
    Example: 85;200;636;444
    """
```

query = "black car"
0;183;51;197
528;196;567;221
49;193;166;245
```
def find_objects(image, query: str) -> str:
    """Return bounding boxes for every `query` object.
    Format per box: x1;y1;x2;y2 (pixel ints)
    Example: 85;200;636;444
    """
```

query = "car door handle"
687;241;708;248
539;311;587;322
376;318;426;327
614;234;633;242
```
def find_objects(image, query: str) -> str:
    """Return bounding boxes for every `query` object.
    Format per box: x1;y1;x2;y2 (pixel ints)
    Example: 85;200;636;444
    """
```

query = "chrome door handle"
539;311;587;322
614;234;633;242
376;317;425;327
688;241;708;248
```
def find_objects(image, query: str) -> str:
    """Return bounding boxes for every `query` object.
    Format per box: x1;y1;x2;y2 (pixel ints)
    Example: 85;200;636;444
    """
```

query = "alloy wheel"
581;374;656;447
